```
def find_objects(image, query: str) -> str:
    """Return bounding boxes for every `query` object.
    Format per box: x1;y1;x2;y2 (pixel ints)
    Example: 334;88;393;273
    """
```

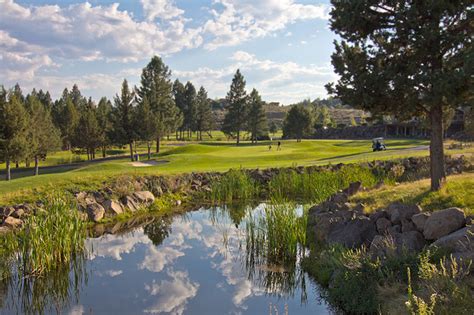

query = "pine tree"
113;79;137;161
74;99;102;160
25;94;61;175
173;79;186;139
0;92;29;180
137;56;182;152
222;69;248;145
326;0;471;190
195;86;213;140
283;105;313;142
96;97;114;157
61;97;79;150
183;82;197;138
135;96;157;159
246;88;268;143
269;121;278;136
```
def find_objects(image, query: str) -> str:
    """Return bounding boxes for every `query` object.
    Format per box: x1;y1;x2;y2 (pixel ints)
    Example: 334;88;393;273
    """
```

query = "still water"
0;205;332;315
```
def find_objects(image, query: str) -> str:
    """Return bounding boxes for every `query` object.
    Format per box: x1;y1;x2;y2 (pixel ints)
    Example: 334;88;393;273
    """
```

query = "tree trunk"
430;104;446;191
25;159;30;168
102;146;106;158
237;130;240;145
156;136;161;153
6;158;11;181
129;142;134;161
15;161;19;168
147;142;151;160
34;156;39;176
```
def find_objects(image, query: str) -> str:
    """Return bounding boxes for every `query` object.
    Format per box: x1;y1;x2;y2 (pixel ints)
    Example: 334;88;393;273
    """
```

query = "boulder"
387;203;421;225
327;216;377;248
431;225;474;253
342;181;362;196
376;217;392;234
370;231;425;257
331;192;349;205
1;216;23;229
103;199;124;216
387;224;401;236
11;208;25;219
399;231;426;252
423;207;466;240
353;203;365;213
121;196;140;212
369;210;388;222
401;219;417;233
411;213;430;232
0;206;15;219
86;203;105;222
133;191;155;204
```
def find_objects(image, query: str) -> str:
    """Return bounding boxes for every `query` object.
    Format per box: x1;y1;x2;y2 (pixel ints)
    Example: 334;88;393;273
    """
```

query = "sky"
0;0;338;105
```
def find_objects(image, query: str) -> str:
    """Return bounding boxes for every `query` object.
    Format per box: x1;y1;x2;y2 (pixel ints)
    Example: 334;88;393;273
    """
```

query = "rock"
370;234;397;258
0;206;15;219
431;225;474;253
92;191;106;204
369;210;388;222
401;219;417;233
331;193;349;205
423;207;466;240
121;196;140;212
343;181;362;196
327;216;377;248
411;213;430;232
353;203;365;213
133;191;155;204
387;203;422;225
387;225;401;236
376;217;392;234
86;203;105;222
11;208;25;219
399;231;426;252
370;231;425;257
2;216;23;228
103;199;124;216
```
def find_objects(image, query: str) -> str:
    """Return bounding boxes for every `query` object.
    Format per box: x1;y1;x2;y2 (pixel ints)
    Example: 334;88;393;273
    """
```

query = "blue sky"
0;0;337;104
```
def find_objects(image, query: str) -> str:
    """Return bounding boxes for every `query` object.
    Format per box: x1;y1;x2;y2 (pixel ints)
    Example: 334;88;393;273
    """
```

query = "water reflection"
1;206;331;314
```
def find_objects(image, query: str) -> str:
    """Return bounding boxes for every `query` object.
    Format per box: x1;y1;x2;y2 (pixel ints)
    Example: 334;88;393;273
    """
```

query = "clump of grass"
245;202;307;267
268;165;381;203
11;194;87;276
210;169;260;203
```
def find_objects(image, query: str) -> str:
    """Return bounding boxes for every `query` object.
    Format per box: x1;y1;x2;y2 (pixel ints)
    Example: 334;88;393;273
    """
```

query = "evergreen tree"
96;97;114;157
25;94;61;175
326;0;471;190
60;97;79;150
183;82;197;138
282;105;312;142
246;88;268;143
137;56;182;152
222;69;248;145
172;79;186;139
269;121;278;136
135;96;156;159
0;92;29;180
74;99;102;160
113;79;137;161
195;86;213;140
70;84;86;109
314;106;332;129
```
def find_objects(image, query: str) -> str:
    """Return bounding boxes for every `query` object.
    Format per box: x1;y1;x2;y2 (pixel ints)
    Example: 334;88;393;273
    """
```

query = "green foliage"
112;79;136;159
245;202;307;266
246;88;268;143
222;69;248;144
268;165;379;203
195;86;213;140
210;169;259;203
282;105;312;141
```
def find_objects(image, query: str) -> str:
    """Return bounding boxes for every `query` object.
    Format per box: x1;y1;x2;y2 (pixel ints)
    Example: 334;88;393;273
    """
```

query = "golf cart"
372;137;387;152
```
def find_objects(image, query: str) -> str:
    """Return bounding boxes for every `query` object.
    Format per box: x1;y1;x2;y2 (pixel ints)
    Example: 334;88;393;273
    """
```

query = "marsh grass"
210;169;260;203
268;165;381;203
245;202;307;267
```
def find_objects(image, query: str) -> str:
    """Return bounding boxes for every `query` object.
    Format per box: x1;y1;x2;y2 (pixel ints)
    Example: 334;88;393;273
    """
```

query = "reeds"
210;169;260;203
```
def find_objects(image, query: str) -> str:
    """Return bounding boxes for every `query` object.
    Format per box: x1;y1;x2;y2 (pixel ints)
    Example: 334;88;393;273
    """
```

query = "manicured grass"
1;138;472;204
352;172;474;215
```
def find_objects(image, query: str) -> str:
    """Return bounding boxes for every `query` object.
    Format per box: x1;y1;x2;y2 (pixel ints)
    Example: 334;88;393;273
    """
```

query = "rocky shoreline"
0;155;471;234
307;182;474;266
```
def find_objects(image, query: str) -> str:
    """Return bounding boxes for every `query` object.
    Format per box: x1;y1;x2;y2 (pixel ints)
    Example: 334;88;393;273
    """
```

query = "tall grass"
245;202;307;267
210;169;260;203
268;165;380;203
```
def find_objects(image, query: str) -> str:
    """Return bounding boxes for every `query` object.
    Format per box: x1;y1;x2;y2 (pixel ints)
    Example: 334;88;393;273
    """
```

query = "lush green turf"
1;138;472;204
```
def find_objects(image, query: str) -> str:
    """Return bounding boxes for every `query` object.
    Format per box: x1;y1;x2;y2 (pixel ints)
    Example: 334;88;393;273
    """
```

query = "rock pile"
307;183;473;262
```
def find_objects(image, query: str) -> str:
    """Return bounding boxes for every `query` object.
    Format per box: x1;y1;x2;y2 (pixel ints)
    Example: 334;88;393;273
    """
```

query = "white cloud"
141;0;184;21
301;40;308;45
144;269;199;315
203;0;330;50
139;245;184;273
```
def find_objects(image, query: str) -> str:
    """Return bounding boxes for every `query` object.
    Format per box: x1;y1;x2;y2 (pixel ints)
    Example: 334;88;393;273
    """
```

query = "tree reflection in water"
143;216;173;246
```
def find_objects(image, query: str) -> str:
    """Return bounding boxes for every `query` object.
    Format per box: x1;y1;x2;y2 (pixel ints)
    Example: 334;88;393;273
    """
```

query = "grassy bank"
353;173;474;215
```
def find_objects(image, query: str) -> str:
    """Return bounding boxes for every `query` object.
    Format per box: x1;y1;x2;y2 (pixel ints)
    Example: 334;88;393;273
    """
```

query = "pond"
0;205;333;315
